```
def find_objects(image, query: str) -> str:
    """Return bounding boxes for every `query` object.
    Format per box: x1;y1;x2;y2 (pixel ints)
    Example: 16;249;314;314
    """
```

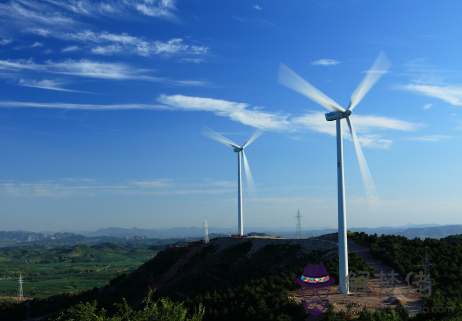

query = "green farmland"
0;243;157;298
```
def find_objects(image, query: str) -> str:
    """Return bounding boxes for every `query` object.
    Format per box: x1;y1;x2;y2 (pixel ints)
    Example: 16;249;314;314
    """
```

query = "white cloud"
0;178;234;197
30;42;43;47
312;59;340;66
0;101;169;110
253;5;262;10
62;45;79;52
423;103;432;110
407;135;452;142
17;78;86;93
0;39;12;45
0;1;76;28
34;29;209;57
135;0;177;19
403;84;462;106
0;0;178;32
157;94;293;131
0;95;423;149
291;111;422;148
0;58;208;85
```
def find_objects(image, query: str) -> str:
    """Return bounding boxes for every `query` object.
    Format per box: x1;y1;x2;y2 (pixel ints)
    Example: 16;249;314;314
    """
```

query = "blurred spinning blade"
348;51;391;111
278;63;345;112
242;150;256;193
201;126;240;149
243;129;264;148
346;118;381;210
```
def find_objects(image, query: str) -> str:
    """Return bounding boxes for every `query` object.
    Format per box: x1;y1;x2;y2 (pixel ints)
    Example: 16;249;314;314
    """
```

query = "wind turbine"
202;127;263;235
278;51;391;294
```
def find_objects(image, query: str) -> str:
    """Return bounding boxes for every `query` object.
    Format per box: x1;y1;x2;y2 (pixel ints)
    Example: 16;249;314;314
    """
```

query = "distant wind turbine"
202;126;263;235
278;51;391;294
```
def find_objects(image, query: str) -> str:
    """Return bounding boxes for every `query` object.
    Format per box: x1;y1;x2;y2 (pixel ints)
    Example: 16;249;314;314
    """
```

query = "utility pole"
203;220;209;243
17;274;24;300
295;209;303;239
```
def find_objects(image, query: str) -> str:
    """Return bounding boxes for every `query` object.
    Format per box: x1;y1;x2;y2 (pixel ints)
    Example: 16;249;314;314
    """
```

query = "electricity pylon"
295;209;303;239
17;274;23;300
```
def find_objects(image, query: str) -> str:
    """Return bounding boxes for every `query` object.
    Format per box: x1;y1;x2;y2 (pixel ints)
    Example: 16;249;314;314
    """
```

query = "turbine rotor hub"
325;110;353;121
234;147;243;152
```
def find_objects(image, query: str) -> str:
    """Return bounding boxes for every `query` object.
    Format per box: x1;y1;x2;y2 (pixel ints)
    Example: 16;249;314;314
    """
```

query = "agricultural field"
0;243;158;298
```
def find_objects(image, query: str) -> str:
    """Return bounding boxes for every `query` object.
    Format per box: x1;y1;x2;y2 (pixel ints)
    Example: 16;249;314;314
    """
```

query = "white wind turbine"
278;51;391;294
202;127;263;235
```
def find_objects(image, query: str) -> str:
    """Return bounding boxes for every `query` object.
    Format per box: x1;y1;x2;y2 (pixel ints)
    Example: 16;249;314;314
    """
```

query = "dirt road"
297;234;423;319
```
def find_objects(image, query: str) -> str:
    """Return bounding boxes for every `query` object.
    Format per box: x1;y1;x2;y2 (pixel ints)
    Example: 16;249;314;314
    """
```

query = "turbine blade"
243;129;264;148
201;126;240;149
346;118;381;210
242;150;256;193
278;63;345;112
348;51;391;111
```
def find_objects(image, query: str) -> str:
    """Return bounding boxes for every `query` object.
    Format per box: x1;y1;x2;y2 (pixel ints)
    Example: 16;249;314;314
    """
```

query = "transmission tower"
295;209;303;239
420;250;434;294
203;220;209;243
17;274;24;300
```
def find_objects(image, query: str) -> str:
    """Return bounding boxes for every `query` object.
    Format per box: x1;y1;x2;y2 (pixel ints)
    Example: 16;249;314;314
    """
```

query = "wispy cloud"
16;78;87;93
253;5;262;10
0;178;234;197
32;29;209;57
0;58;207;85
423;103;432;110
402;84;462;106
157;94;293;131
0;0;178;33
407;135;452;142
62;45;79;52
311;59;340;66
30;42;43;48
0;39;12;45
292;111;422;148
0;101;168;110
0;95;423;149
135;0;177;20
0;1;76;29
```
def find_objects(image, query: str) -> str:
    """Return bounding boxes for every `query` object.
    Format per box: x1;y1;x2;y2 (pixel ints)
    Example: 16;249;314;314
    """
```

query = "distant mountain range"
0;223;458;243
45;223;444;239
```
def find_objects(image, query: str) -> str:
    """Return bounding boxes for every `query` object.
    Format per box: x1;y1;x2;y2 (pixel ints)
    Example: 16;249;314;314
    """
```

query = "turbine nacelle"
234;147;243;152
325;110;352;121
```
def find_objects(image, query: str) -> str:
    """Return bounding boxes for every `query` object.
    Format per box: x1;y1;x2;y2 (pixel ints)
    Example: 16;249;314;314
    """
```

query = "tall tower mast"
203;220;209;243
17;274;24;300
420;250;434;294
295;209;303;239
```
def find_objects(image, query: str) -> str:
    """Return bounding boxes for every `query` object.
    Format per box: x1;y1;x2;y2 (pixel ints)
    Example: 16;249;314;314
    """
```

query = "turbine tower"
278;51;391;294
295;209;303;239
17;274;23;300
202;127;263;235
203;220;209;243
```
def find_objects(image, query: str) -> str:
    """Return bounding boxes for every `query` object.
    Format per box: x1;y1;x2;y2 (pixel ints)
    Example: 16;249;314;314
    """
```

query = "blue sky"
0;0;461;232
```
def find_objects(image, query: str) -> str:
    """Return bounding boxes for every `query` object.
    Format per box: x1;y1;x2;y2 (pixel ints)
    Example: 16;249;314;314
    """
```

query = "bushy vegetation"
50;289;205;321
350;232;462;320
193;251;373;321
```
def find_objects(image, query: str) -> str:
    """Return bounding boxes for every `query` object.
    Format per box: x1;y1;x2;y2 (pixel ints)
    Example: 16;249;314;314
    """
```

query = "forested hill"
0;230;201;250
